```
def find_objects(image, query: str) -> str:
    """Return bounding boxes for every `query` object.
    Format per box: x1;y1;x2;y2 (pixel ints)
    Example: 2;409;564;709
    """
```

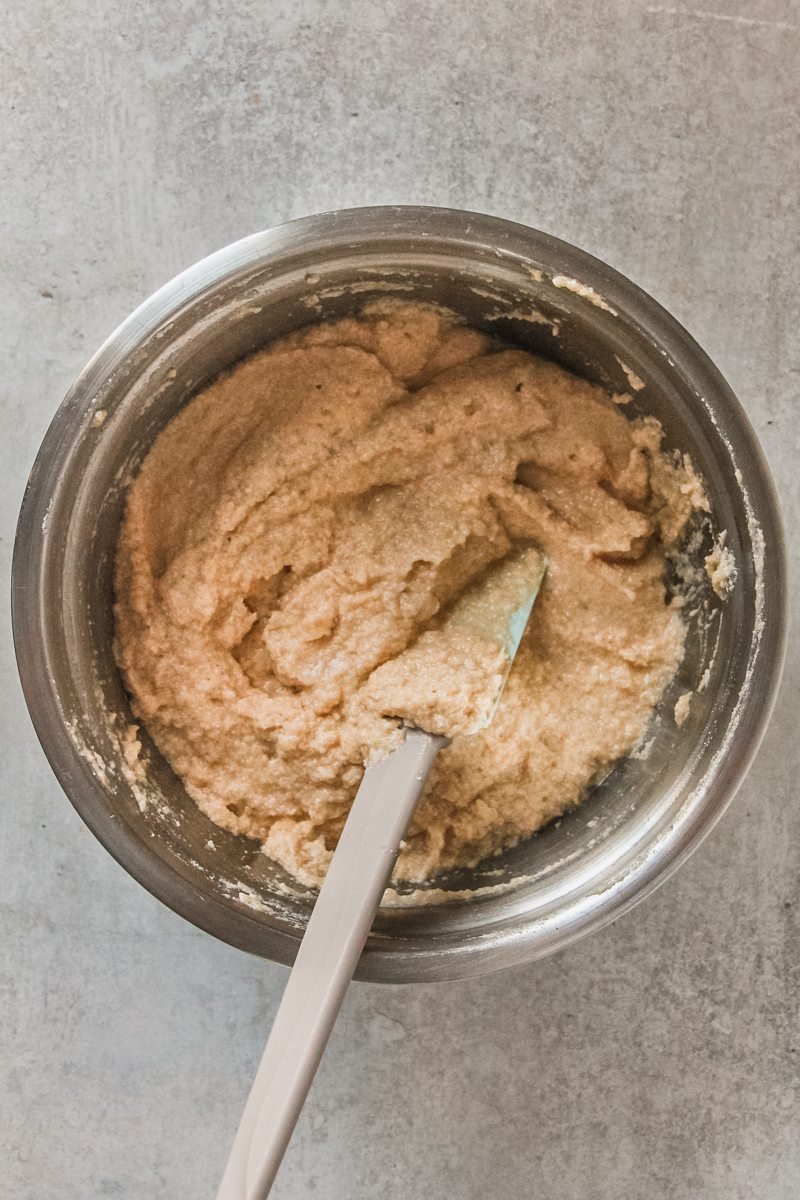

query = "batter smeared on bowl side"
114;301;703;886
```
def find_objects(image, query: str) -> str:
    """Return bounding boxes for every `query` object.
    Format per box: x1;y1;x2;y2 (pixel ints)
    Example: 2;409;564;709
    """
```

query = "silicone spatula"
216;545;546;1200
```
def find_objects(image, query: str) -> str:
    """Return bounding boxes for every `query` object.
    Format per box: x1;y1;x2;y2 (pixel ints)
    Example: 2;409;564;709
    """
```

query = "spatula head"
361;544;547;739
440;543;547;730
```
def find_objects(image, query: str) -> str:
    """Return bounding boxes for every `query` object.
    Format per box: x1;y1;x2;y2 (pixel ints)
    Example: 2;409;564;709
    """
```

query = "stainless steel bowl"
13;206;787;983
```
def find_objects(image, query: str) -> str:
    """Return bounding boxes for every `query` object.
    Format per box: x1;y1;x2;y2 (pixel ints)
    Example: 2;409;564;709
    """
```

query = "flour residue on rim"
551;274;618;315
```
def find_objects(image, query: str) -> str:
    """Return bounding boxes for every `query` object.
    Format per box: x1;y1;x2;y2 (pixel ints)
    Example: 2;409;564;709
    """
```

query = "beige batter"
115;301;699;887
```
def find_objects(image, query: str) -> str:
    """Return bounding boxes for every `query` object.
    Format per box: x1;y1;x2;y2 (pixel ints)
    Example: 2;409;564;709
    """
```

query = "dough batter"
115;301;697;886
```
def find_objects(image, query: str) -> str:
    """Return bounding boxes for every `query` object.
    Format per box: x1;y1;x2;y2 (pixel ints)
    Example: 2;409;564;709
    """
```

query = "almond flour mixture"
114;301;700;887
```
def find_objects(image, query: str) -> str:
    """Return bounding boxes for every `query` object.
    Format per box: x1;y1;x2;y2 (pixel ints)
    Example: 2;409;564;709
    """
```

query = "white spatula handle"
215;728;443;1200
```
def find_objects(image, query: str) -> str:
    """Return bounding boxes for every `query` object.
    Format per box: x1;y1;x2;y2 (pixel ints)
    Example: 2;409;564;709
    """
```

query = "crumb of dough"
114;300;702;887
121;723;146;781
705;534;737;597
674;692;692;726
615;358;645;392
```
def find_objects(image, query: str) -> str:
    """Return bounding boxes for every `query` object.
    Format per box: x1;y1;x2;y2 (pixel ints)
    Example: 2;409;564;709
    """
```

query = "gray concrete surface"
2;1;798;1197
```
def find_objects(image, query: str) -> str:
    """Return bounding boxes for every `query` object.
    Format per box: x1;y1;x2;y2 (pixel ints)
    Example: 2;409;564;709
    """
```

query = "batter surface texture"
115;302;695;886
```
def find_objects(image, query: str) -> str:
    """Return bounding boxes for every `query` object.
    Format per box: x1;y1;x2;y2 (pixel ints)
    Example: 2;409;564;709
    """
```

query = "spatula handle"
215;729;443;1200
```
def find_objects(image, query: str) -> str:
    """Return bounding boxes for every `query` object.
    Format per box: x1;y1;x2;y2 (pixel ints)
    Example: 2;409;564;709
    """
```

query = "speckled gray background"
2;2;798;1197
